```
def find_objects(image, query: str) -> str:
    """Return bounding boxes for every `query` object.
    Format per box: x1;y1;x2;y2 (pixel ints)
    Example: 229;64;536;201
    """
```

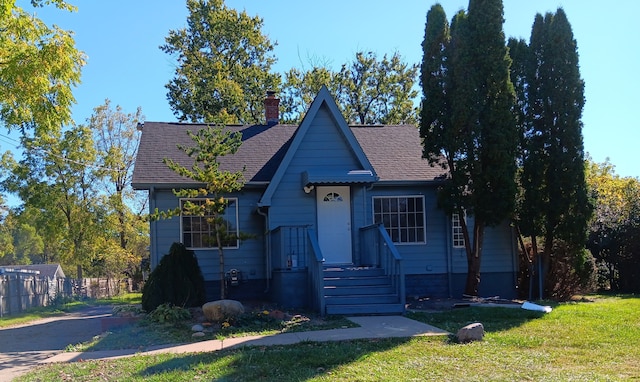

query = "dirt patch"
406;296;523;312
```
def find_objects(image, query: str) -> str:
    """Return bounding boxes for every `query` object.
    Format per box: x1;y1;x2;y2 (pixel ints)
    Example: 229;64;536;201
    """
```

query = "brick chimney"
264;90;279;125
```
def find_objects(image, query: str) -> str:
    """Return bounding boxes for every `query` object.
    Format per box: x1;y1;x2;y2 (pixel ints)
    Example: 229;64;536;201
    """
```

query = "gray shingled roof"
351;125;447;182
0;264;65;279
132;122;446;189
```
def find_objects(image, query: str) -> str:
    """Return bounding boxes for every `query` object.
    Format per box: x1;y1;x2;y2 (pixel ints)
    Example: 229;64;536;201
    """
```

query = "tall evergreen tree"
421;0;517;296
420;4;449;154
513;9;593;298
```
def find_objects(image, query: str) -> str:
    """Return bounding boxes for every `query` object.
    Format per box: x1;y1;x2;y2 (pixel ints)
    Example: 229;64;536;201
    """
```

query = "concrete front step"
324;284;395;296
322;266;404;315
324;276;391;287
326;294;399;305
324;267;384;278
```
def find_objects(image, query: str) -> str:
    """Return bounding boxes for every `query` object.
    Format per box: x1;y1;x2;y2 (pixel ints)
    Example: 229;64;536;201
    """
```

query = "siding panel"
150;188;267;283
450;218;516;274
365;185;449;275
269;106;363;230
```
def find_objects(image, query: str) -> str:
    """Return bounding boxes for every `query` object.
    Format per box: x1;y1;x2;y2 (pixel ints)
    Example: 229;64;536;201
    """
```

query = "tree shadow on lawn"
138;337;416;381
407;306;548;338
82;320;190;352
82;305;357;352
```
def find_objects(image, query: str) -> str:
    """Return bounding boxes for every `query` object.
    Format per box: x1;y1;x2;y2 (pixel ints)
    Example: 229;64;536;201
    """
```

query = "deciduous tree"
0;0;84;136
280;66;338;124
338;51;418;125
0;205;15;263
1;127;100;276
89;100;148;280
161;0;280;125
90;100;144;248
586;159;640;292
281;51;418;125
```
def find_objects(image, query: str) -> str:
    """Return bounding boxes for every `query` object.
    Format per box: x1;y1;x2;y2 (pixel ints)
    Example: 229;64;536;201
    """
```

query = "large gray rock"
202;299;245;322
456;322;484;343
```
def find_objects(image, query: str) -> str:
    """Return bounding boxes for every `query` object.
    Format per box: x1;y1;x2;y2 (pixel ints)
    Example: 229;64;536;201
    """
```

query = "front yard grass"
16;294;640;381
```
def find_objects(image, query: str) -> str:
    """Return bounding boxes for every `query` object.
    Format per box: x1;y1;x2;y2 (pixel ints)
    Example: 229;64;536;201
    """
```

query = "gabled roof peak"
257;87;377;207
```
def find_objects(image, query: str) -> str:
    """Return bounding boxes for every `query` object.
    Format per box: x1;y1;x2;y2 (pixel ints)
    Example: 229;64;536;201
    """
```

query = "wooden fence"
0;274;123;317
75;278;122;299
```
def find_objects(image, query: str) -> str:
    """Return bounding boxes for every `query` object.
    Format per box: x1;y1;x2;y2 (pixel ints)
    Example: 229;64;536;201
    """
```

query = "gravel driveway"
0;305;113;381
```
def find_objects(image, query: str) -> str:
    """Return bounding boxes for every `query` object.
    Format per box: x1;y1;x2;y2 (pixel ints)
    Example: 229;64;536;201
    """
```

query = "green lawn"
15;295;640;381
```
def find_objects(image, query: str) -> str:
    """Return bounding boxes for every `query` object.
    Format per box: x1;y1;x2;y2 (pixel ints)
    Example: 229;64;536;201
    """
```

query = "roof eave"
132;181;269;191
373;179;446;187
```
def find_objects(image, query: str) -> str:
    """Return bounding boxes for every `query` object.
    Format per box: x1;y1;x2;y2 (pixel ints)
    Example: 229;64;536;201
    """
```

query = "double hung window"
181;198;239;249
373;196;426;244
452;212;466;248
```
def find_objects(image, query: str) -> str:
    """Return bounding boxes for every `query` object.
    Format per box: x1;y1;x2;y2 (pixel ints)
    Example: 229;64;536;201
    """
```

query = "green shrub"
547;242;597;300
141;242;206;312
49;294;75;307
147;303;192;324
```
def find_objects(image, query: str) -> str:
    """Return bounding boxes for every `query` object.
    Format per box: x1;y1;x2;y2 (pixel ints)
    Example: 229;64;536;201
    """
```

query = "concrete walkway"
45;315;449;364
1;308;448;381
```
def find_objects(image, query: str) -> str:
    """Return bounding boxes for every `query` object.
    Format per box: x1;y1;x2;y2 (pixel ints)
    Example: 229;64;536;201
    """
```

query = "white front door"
317;186;352;264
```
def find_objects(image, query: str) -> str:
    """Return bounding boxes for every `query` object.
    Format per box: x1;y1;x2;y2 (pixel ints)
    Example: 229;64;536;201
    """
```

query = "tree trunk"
514;224;532;299
542;233;554;298
530;235;541;299
116;190;128;250
464;220;485;296
118;210;127;249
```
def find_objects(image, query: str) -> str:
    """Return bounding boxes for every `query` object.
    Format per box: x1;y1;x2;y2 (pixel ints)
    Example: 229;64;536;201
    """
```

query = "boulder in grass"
202;300;245;322
456;322;484;343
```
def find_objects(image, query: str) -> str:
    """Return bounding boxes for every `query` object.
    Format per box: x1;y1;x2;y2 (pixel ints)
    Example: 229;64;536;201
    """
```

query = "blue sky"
15;0;640;179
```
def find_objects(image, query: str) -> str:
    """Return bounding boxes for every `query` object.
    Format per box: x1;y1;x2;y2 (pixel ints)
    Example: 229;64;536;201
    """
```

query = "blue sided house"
132;87;518;315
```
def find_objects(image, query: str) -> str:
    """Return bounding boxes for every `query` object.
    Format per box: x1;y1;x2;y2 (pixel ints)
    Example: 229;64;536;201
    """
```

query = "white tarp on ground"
521;301;553;313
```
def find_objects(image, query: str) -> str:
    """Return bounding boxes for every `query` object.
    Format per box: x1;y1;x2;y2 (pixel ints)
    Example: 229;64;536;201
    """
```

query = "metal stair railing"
359;224;405;308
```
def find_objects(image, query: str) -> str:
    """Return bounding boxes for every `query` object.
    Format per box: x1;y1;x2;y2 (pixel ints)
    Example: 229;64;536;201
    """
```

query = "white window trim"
372;195;427;245
180;197;239;250
452;212;466;248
